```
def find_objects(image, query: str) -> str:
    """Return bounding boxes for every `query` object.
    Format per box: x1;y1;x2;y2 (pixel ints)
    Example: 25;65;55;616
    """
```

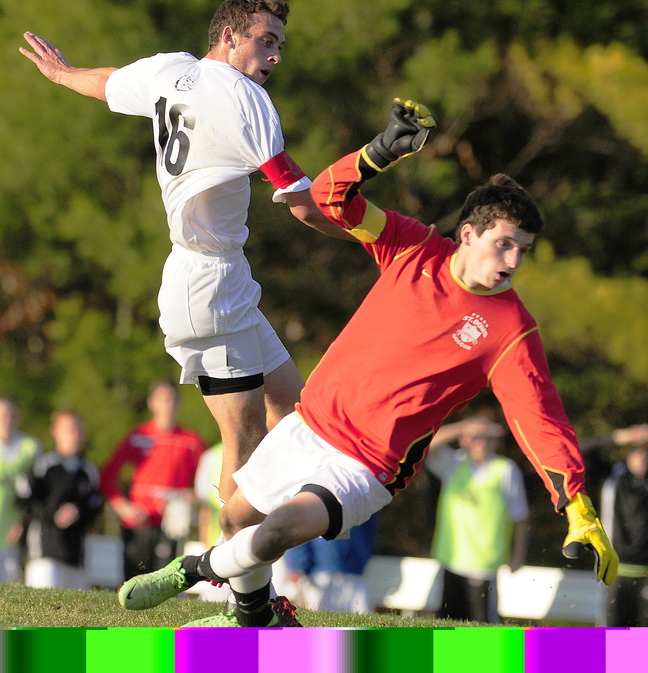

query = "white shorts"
233;413;392;539
158;245;289;385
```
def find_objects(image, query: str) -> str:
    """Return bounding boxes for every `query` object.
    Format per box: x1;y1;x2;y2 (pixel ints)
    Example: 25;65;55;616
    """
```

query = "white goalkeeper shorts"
233;412;392;539
158;245;290;385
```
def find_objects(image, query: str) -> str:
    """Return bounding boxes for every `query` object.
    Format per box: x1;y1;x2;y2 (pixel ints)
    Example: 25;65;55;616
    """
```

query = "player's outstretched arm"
562;492;619;584
310;99;436;241
259;149;357;241
284;189;357;241
19;32;116;101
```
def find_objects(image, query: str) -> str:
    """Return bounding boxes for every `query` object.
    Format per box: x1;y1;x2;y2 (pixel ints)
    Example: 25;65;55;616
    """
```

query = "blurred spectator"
282;514;378;614
599;424;648;626
16;411;102;589
194;442;224;547
101;380;206;579
578;436;615;512
425;417;529;623
0;396;41;583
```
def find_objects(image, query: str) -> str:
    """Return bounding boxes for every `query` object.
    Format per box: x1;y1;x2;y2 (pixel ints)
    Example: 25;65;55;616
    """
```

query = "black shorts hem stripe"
298;483;343;540
198;373;264;395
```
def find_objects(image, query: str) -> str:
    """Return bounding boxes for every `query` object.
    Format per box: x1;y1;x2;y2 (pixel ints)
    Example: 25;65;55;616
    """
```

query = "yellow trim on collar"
450;252;512;295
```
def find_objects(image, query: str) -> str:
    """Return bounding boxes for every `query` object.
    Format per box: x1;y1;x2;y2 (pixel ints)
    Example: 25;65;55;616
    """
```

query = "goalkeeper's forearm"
310;150;388;243
309;99;435;240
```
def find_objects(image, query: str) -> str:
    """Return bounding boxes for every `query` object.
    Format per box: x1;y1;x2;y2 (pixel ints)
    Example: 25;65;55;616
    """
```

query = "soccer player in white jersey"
20;1;352;518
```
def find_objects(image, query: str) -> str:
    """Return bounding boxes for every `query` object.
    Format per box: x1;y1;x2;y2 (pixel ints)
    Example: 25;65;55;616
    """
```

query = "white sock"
208;524;267;579
229;565;273;594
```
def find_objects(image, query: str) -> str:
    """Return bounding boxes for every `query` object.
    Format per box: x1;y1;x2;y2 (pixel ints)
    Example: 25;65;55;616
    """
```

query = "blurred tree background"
2;0;648;566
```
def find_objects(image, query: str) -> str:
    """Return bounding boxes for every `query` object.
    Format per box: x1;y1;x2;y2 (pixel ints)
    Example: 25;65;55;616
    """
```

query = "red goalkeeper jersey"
298;150;585;510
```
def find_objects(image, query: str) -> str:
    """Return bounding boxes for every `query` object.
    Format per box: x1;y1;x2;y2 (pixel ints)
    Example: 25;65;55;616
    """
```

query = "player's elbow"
289;203;320;224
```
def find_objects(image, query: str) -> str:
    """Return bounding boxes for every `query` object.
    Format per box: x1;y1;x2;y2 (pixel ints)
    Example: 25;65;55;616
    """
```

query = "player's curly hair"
454;173;543;241
208;0;290;49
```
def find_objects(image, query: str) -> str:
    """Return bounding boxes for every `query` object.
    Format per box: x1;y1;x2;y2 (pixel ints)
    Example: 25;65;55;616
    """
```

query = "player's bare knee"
219;493;266;540
219;499;251;538
219;508;237;539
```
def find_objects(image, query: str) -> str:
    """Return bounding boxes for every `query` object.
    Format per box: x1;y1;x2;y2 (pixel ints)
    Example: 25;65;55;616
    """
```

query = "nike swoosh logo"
126;587;136;600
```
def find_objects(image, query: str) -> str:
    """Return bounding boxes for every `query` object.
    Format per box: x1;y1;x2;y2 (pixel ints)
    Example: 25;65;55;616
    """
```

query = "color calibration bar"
0;627;644;673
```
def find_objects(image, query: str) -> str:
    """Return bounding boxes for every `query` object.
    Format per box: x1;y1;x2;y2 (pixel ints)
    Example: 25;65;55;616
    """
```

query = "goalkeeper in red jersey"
117;99;618;627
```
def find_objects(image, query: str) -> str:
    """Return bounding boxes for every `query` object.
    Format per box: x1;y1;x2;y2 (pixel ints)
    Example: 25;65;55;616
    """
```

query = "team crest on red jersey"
452;313;489;350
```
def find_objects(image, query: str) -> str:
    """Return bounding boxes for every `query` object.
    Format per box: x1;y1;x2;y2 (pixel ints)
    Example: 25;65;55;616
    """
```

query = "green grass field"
0;584;489;629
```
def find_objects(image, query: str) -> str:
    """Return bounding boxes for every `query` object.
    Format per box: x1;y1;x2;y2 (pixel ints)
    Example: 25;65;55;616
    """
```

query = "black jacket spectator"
17;451;102;567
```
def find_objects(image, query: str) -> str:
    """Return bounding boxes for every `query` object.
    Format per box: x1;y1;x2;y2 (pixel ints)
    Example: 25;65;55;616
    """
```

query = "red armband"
259;151;306;190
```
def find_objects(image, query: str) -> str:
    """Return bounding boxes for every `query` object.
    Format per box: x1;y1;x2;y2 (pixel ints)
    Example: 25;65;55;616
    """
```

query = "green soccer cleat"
118;556;195;610
182;612;242;628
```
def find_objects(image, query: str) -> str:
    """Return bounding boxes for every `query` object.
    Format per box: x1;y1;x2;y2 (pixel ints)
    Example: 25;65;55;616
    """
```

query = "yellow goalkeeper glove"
562;492;618;585
361;98;436;172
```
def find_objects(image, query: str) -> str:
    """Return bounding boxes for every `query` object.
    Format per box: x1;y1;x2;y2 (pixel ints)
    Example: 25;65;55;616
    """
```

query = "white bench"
364;555;603;622
365;556;444;615
496;564;602;622
85;534;124;589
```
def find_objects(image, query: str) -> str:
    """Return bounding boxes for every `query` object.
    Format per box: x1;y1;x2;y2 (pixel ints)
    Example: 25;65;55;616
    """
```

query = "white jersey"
105;52;305;253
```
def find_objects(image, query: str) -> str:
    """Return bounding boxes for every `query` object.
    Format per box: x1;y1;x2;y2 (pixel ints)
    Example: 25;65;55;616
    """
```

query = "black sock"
180;552;225;585
179;556;201;585
233;583;274;627
199;549;228;584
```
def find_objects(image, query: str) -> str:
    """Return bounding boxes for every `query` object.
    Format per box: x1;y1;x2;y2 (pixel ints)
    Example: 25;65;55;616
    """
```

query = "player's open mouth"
260;69;271;79
497;271;511;281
